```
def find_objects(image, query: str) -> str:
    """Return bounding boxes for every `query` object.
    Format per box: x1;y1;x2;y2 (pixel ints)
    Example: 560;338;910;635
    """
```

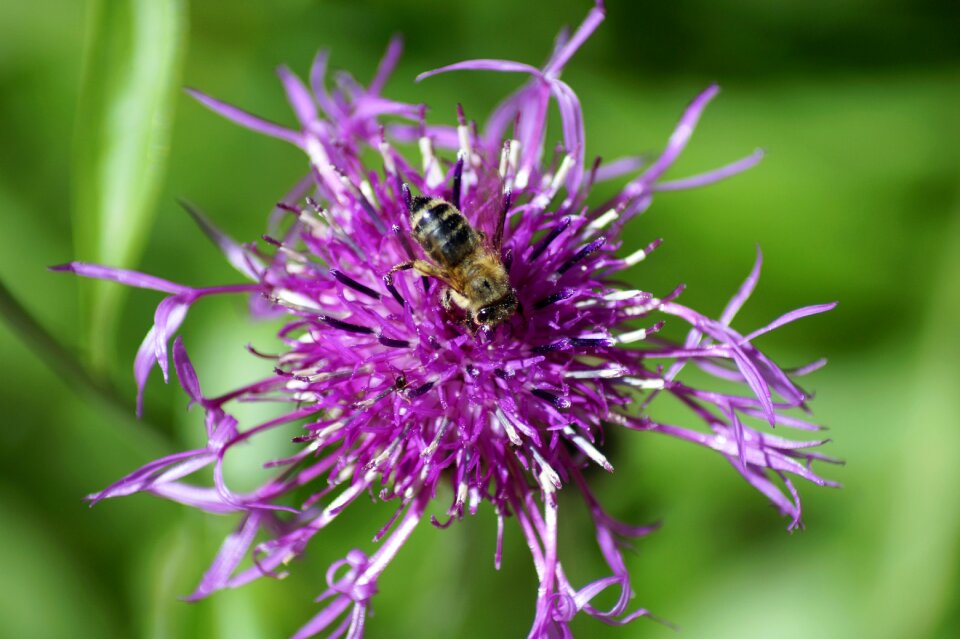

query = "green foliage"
72;0;186;369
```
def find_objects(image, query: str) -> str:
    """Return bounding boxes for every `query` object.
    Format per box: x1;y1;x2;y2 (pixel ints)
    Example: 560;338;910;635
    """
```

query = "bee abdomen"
410;198;478;266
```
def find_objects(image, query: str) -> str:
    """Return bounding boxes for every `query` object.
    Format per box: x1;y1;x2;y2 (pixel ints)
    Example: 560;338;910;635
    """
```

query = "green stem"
0;275;168;448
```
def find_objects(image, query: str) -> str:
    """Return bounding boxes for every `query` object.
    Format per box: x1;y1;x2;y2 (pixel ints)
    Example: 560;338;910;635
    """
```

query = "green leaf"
72;0;187;370
863;194;960;639
0;485;122;638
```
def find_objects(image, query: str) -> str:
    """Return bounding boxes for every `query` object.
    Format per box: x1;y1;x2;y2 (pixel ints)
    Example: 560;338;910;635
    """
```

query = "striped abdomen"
409;197;479;267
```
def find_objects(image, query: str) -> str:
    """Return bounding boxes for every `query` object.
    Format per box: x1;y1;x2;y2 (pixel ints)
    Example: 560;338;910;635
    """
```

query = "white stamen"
562;426;613;472
530;154;577;210
420;420;450;461
494;408;522;446
625;298;662;317
278;246;308;263
418;136;444;188
508;139;521;173
334;463;356;485
298;212;327;235
457;124;472;158
359;180;377;208
622;377;666;390
577;332;608;340
514;165;531;190
353;387;394;409
550;154;575;191
325;482;359;515
603;289;646;302
455;479;468;510
305;136;329;170
285;378;309;391
498;142;510;179
624;246;652;266
314;419;348;440
304;438;324;454
275;289;322;311
469;486;481;515
564;366;626;379
587;209;619;233
378;140;396;174
305;137;346;202
366;433;403;472
308;367;365;383
618;327;652;343
531;449;562;493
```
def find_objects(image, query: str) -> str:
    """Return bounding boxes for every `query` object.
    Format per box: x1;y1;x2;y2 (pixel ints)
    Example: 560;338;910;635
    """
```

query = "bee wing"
464;186;510;253
471;197;499;247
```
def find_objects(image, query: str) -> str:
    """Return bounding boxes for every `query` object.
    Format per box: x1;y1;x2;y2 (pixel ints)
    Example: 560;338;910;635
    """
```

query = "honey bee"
389;194;518;328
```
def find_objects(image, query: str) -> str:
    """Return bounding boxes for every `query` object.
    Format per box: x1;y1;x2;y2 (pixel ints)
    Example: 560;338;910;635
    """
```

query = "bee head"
475;290;519;328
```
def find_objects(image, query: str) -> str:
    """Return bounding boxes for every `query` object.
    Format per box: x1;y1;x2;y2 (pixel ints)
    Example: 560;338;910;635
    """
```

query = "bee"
389;193;518;328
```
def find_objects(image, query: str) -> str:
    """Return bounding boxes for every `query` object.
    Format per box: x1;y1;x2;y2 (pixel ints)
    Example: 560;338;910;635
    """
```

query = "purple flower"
55;2;838;637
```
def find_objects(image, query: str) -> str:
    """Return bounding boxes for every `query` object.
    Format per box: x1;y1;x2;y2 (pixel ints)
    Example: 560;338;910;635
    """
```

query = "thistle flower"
55;2;839;637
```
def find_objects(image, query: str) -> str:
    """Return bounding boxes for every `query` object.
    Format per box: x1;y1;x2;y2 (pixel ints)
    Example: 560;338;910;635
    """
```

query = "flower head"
55;2;838;637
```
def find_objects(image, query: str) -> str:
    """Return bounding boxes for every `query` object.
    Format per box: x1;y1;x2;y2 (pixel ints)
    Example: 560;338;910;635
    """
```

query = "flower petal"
179;200;264;281
49;262;190;295
277;65;318;126
417;59;544;82
654;148;764;192
186;88;303;145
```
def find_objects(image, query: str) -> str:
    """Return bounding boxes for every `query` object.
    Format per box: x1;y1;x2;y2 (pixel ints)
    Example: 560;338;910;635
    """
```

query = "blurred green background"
2;0;958;637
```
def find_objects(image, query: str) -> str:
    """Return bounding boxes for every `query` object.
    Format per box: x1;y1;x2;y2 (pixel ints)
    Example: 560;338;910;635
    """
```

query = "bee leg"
384;260;413;288
440;287;473;325
388;259;455;289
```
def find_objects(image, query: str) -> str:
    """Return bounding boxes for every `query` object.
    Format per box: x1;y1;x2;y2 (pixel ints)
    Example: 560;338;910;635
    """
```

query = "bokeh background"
2;0;958;637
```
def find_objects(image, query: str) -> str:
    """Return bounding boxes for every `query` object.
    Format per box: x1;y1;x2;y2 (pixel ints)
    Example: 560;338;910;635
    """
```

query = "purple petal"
50;262;191;295
654;148;764;192
293;598;353;639
721;245;763;326
277;65;318;127
150;483;241;514
352;96;422;122
88;450;213;502
186;88;303;145
172;336;202;405
417;59;544;82
186;512;264;600
153;295;190;384
550;80;585;192
728;345;776;426
309;50;340;119
180;200;263;280
133;326;158;417
483;86;531;148
387;123;460;148
743;302;838;342
594;156;647;182
543;1;606;76
791;358;829;377
637;84;720;186
369;35;403;95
